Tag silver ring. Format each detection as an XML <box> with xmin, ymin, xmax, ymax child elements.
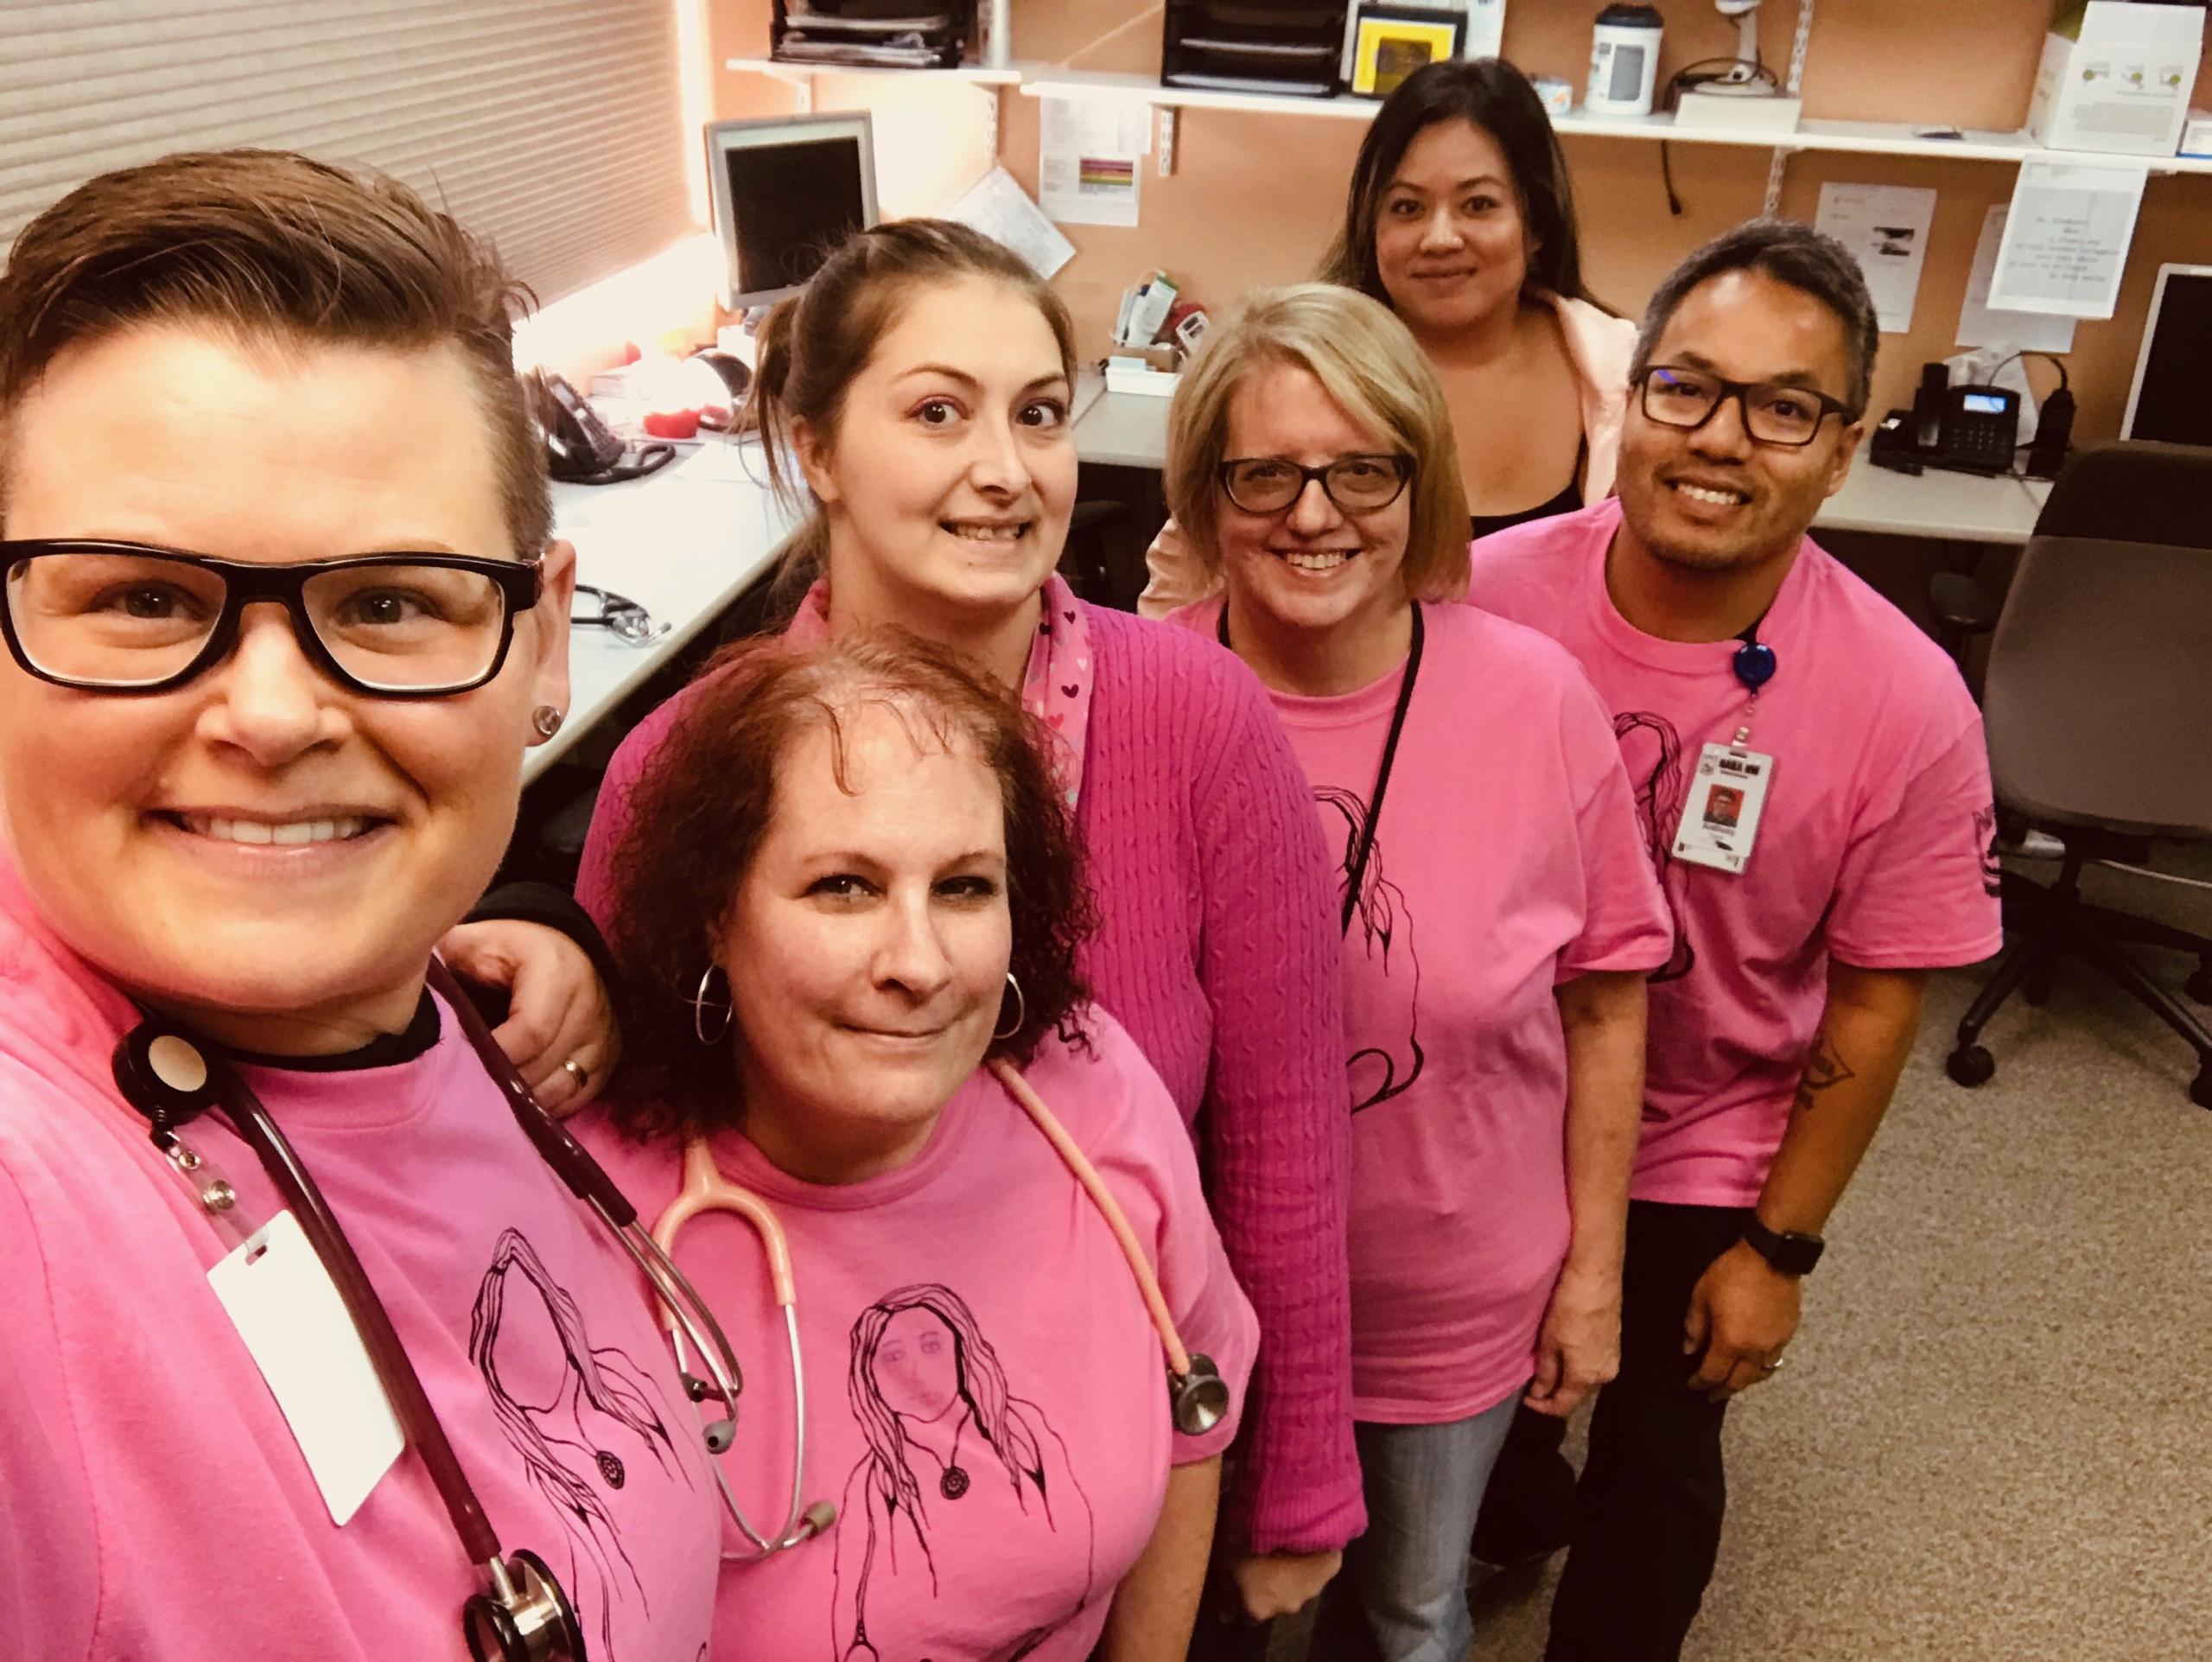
<box><xmin>561</xmin><ymin>1059</ymin><xmax>590</xmax><ymax>1092</ymax></box>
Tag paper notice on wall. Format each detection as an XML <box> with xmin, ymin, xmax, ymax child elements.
<box><xmin>1813</xmin><ymin>182</ymin><xmax>1938</xmax><ymax>333</ymax></box>
<box><xmin>1465</xmin><ymin>0</ymin><xmax>1508</xmax><ymax>60</ymax></box>
<box><xmin>1956</xmin><ymin>204</ymin><xmax>2076</xmax><ymax>353</ymax></box>
<box><xmin>943</xmin><ymin>165</ymin><xmax>1076</xmax><ymax>278</ymax></box>
<box><xmin>1988</xmin><ymin>156</ymin><xmax>2148</xmax><ymax>319</ymax></box>
<box><xmin>1039</xmin><ymin>95</ymin><xmax>1146</xmax><ymax>227</ymax></box>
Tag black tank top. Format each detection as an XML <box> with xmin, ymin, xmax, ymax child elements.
<box><xmin>1466</xmin><ymin>437</ymin><xmax>1587</xmax><ymax>544</ymax></box>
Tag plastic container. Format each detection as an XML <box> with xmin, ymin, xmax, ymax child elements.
<box><xmin>1586</xmin><ymin>4</ymin><xmax>1662</xmax><ymax>117</ymax></box>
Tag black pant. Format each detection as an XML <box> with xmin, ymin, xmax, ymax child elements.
<box><xmin>1544</xmin><ymin>1200</ymin><xmax>1751</xmax><ymax>1662</ymax></box>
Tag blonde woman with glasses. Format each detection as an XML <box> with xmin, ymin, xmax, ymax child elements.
<box><xmin>1156</xmin><ymin>284</ymin><xmax>1670</xmax><ymax>1662</ymax></box>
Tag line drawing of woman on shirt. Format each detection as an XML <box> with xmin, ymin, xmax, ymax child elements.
<box><xmin>1319</xmin><ymin>784</ymin><xmax>1425</xmax><ymax>1112</ymax></box>
<box><xmin>470</xmin><ymin>1226</ymin><xmax>693</xmax><ymax>1659</ymax></box>
<box><xmin>1612</xmin><ymin>710</ymin><xmax>1698</xmax><ymax>985</ymax></box>
<box><xmin>832</xmin><ymin>1283</ymin><xmax>1095</xmax><ymax>1661</ymax></box>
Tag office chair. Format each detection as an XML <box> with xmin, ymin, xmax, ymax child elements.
<box><xmin>1929</xmin><ymin>443</ymin><xmax>2212</xmax><ymax>1109</ymax></box>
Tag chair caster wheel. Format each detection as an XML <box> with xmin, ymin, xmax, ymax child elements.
<box><xmin>2191</xmin><ymin>1069</ymin><xmax>2212</xmax><ymax>1111</ymax></box>
<box><xmin>1946</xmin><ymin>1045</ymin><xmax>1996</xmax><ymax>1088</ymax></box>
<box><xmin>2187</xmin><ymin>966</ymin><xmax>2212</xmax><ymax>1005</ymax></box>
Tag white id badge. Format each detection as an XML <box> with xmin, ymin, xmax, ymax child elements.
<box><xmin>206</xmin><ymin>1210</ymin><xmax>404</xmax><ymax>1525</ymax></box>
<box><xmin>1672</xmin><ymin>743</ymin><xmax>1776</xmax><ymax>876</ymax></box>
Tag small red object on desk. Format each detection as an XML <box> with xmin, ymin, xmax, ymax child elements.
<box><xmin>642</xmin><ymin>408</ymin><xmax>700</xmax><ymax>440</ymax></box>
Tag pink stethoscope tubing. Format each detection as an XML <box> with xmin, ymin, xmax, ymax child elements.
<box><xmin>649</xmin><ymin>1055</ymin><xmax>1227</xmax><ymax>1563</ymax></box>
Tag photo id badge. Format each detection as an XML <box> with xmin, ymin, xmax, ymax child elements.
<box><xmin>207</xmin><ymin>1210</ymin><xmax>404</xmax><ymax>1525</ymax></box>
<box><xmin>1673</xmin><ymin>743</ymin><xmax>1776</xmax><ymax>875</ymax></box>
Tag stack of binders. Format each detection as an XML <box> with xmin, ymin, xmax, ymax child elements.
<box><xmin>771</xmin><ymin>0</ymin><xmax>973</xmax><ymax>70</ymax></box>
<box><xmin>1162</xmin><ymin>2</ymin><xmax>1351</xmax><ymax>98</ymax></box>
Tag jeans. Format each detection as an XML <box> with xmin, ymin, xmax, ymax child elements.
<box><xmin>1342</xmin><ymin>1390</ymin><xmax>1523</xmax><ymax>1662</ymax></box>
<box><xmin>1545</xmin><ymin>1200</ymin><xmax>1752</xmax><ymax>1662</ymax></box>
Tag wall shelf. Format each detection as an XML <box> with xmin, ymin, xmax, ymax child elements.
<box><xmin>726</xmin><ymin>57</ymin><xmax>1025</xmax><ymax>87</ymax></box>
<box><xmin>1016</xmin><ymin>68</ymin><xmax>2212</xmax><ymax>175</ymax></box>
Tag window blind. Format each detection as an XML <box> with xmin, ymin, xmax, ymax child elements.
<box><xmin>0</xmin><ymin>1</ymin><xmax>693</xmax><ymax>303</ymax></box>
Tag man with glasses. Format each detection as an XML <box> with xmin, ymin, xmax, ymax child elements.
<box><xmin>1459</xmin><ymin>220</ymin><xmax>2002</xmax><ymax>1659</ymax></box>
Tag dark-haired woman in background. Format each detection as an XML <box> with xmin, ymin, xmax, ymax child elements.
<box><xmin>1142</xmin><ymin>57</ymin><xmax>1631</xmax><ymax>614</ymax></box>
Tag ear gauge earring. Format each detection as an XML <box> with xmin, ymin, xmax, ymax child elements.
<box><xmin>531</xmin><ymin>705</ymin><xmax>565</xmax><ymax>740</ymax></box>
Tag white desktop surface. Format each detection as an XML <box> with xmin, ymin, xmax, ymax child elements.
<box><xmin>1073</xmin><ymin>372</ymin><xmax>1173</xmax><ymax>469</ymax></box>
<box><xmin>1071</xmin><ymin>379</ymin><xmax>2053</xmax><ymax>545</ymax></box>
<box><xmin>530</xmin><ymin>440</ymin><xmax>801</xmax><ymax>781</ymax></box>
<box><xmin>1818</xmin><ymin>443</ymin><xmax>2050</xmax><ymax>543</ymax></box>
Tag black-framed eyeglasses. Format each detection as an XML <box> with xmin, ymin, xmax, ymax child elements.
<box><xmin>1638</xmin><ymin>366</ymin><xmax>1859</xmax><ymax>448</ymax></box>
<box><xmin>572</xmin><ymin>583</ymin><xmax>671</xmax><ymax>647</ymax></box>
<box><xmin>1217</xmin><ymin>453</ymin><xmax>1414</xmax><ymax>516</ymax></box>
<box><xmin>0</xmin><ymin>539</ymin><xmax>544</xmax><ymax>697</ymax></box>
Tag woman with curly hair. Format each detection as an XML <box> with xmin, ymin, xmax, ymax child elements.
<box><xmin>576</xmin><ymin>631</ymin><xmax>1256</xmax><ymax>1660</ymax></box>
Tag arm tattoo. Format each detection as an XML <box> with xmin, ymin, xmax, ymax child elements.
<box><xmin>1793</xmin><ymin>1028</ymin><xmax>1857</xmax><ymax>1113</ymax></box>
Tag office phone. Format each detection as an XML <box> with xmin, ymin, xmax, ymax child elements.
<box><xmin>532</xmin><ymin>371</ymin><xmax>674</xmax><ymax>486</ymax></box>
<box><xmin>1871</xmin><ymin>362</ymin><xmax>2023</xmax><ymax>477</ymax></box>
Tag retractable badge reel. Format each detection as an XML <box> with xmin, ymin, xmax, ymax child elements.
<box><xmin>1673</xmin><ymin>630</ymin><xmax>1779</xmax><ymax>876</ymax></box>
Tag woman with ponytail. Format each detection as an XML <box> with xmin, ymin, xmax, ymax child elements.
<box><xmin>577</xmin><ymin>220</ymin><xmax>1365</xmax><ymax>1629</ymax></box>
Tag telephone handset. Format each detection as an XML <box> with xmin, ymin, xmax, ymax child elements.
<box><xmin>531</xmin><ymin>371</ymin><xmax>675</xmax><ymax>486</ymax></box>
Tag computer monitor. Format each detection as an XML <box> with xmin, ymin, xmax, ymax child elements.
<box><xmin>2121</xmin><ymin>264</ymin><xmax>2212</xmax><ymax>448</ymax></box>
<box><xmin>705</xmin><ymin>112</ymin><xmax>879</xmax><ymax>311</ymax></box>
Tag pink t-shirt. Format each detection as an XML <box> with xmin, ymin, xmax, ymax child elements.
<box><xmin>1464</xmin><ymin>500</ymin><xmax>2005</xmax><ymax>1207</ymax></box>
<box><xmin>578</xmin><ymin>1010</ymin><xmax>1257</xmax><ymax>1662</ymax></box>
<box><xmin>0</xmin><ymin>861</ymin><xmax>721</xmax><ymax>1662</ymax></box>
<box><xmin>1167</xmin><ymin>600</ymin><xmax>1670</xmax><ymax>1423</ymax></box>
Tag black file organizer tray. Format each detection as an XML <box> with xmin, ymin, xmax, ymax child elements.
<box><xmin>1163</xmin><ymin>2</ymin><xmax>1349</xmax><ymax>98</ymax></box>
<box><xmin>772</xmin><ymin>1</ymin><xmax>973</xmax><ymax>70</ymax></box>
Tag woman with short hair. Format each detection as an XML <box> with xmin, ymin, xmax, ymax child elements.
<box><xmin>1156</xmin><ymin>282</ymin><xmax>1671</xmax><ymax>1661</ymax></box>
<box><xmin>0</xmin><ymin>149</ymin><xmax>719</xmax><ymax>1659</ymax></box>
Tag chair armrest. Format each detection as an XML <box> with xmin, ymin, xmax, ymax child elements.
<box><xmin>1929</xmin><ymin>571</ymin><xmax>1999</xmax><ymax>637</ymax></box>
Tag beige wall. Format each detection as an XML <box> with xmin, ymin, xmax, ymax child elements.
<box><xmin>708</xmin><ymin>0</ymin><xmax>2212</xmax><ymax>439</ymax></box>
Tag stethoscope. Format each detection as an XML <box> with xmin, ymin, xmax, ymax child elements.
<box><xmin>649</xmin><ymin>1053</ymin><xmax>1235</xmax><ymax>1563</ymax></box>
<box><xmin>108</xmin><ymin>958</ymin><xmax>749</xmax><ymax>1662</ymax></box>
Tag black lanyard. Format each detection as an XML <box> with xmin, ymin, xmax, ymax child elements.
<box><xmin>1220</xmin><ymin>601</ymin><xmax>1426</xmax><ymax>934</ymax></box>
<box><xmin>107</xmin><ymin>959</ymin><xmax>746</xmax><ymax>1659</ymax></box>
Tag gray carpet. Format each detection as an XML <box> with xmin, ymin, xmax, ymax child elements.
<box><xmin>1465</xmin><ymin>857</ymin><xmax>2212</xmax><ymax>1662</ymax></box>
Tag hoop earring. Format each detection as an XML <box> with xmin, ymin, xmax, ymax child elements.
<box><xmin>993</xmin><ymin>971</ymin><xmax>1026</xmax><ymax>1043</ymax></box>
<box><xmin>690</xmin><ymin>963</ymin><xmax>733</xmax><ymax>1046</ymax></box>
<box><xmin>531</xmin><ymin>704</ymin><xmax>565</xmax><ymax>740</ymax></box>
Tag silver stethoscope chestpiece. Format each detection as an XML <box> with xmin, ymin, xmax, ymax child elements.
<box><xmin>1170</xmin><ymin>1354</ymin><xmax>1231</xmax><ymax>1438</ymax></box>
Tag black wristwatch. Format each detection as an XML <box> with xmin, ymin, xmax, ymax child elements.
<box><xmin>1741</xmin><ymin>1216</ymin><xmax>1825</xmax><ymax>1277</ymax></box>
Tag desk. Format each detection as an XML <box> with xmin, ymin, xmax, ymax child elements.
<box><xmin>1072</xmin><ymin>373</ymin><xmax>1174</xmax><ymax>469</ymax></box>
<box><xmin>1819</xmin><ymin>449</ymin><xmax>2049</xmax><ymax>544</ymax></box>
<box><xmin>530</xmin><ymin>441</ymin><xmax>801</xmax><ymax>781</ymax></box>
<box><xmin>1071</xmin><ymin>379</ymin><xmax>2055</xmax><ymax>545</ymax></box>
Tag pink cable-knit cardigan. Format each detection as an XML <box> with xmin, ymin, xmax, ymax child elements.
<box><xmin>573</xmin><ymin>601</ymin><xmax>1364</xmax><ymax>1555</ymax></box>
